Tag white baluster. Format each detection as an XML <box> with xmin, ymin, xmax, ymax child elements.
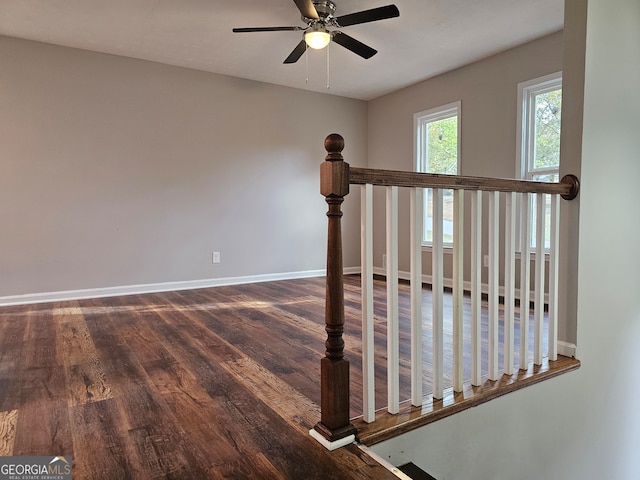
<box><xmin>361</xmin><ymin>184</ymin><xmax>375</xmax><ymax>422</ymax></box>
<box><xmin>519</xmin><ymin>193</ymin><xmax>531</xmax><ymax>370</ymax></box>
<box><xmin>386</xmin><ymin>186</ymin><xmax>399</xmax><ymax>413</ymax></box>
<box><xmin>410</xmin><ymin>187</ymin><xmax>423</xmax><ymax>406</ymax></box>
<box><xmin>453</xmin><ymin>189</ymin><xmax>464</xmax><ymax>392</ymax></box>
<box><xmin>548</xmin><ymin>194</ymin><xmax>560</xmax><ymax>361</ymax></box>
<box><xmin>534</xmin><ymin>193</ymin><xmax>546</xmax><ymax>366</ymax></box>
<box><xmin>471</xmin><ymin>191</ymin><xmax>482</xmax><ymax>386</ymax></box>
<box><xmin>504</xmin><ymin>192</ymin><xmax>516</xmax><ymax>375</ymax></box>
<box><xmin>488</xmin><ymin>191</ymin><xmax>500</xmax><ymax>381</ymax></box>
<box><xmin>432</xmin><ymin>188</ymin><xmax>444</xmax><ymax>400</ymax></box>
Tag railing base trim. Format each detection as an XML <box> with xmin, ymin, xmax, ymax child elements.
<box><xmin>309</xmin><ymin>429</ymin><xmax>355</xmax><ymax>451</ymax></box>
<box><xmin>353</xmin><ymin>355</ymin><xmax>580</xmax><ymax>446</ymax></box>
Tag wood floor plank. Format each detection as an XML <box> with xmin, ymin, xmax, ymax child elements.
<box><xmin>82</xmin><ymin>297</ymin><xmax>212</xmax><ymax>479</ymax></box>
<box><xmin>69</xmin><ymin>399</ymin><xmax>145</xmax><ymax>480</ymax></box>
<box><xmin>170</xmin><ymin>288</ymin><xmax>326</xmax><ymax>400</ymax></box>
<box><xmin>220</xmin><ymin>356</ymin><xmax>320</xmax><ymax>435</ymax></box>
<box><xmin>127</xmin><ymin>425</ymin><xmax>207</xmax><ymax>480</ymax></box>
<box><xmin>65</xmin><ymin>359</ymin><xmax>113</xmax><ymax>407</ymax></box>
<box><xmin>130</xmin><ymin>293</ymin><xmax>328</xmax><ymax>472</ymax></box>
<box><xmin>0</xmin><ymin>310</ymin><xmax>27</xmax><ymax>412</ymax></box>
<box><xmin>207</xmin><ymin>303</ymin><xmax>322</xmax><ymax>388</ymax></box>
<box><xmin>13</xmin><ymin>365</ymin><xmax>72</xmax><ymax>456</ymax></box>
<box><xmin>22</xmin><ymin>308</ymin><xmax>58</xmax><ymax>368</ymax></box>
<box><xmin>219</xmin><ymin>355</ymin><xmax>399</xmax><ymax>479</ymax></box>
<box><xmin>208</xmin><ymin>451</ymin><xmax>283</xmax><ymax>480</ymax></box>
<box><xmin>55</xmin><ymin>302</ymin><xmax>100</xmax><ymax>365</ymax></box>
<box><xmin>0</xmin><ymin>410</ymin><xmax>17</xmax><ymax>456</ymax></box>
<box><xmin>54</xmin><ymin>303</ymin><xmax>114</xmax><ymax>406</ymax></box>
<box><xmin>138</xmin><ymin>300</ymin><xmax>327</xmax><ymax>475</ymax></box>
<box><xmin>133</xmin><ymin>291</ymin><xmax>395</xmax><ymax>479</ymax></box>
<box><xmin>142</xmin><ymin>358</ymin><xmax>254</xmax><ymax>467</ymax></box>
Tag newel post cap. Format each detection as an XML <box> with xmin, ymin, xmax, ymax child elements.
<box><xmin>321</xmin><ymin>134</ymin><xmax>349</xmax><ymax>197</ymax></box>
<box><xmin>324</xmin><ymin>133</ymin><xmax>345</xmax><ymax>162</ymax></box>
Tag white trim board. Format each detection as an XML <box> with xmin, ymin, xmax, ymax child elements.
<box><xmin>0</xmin><ymin>267</ymin><xmax>361</xmax><ymax>306</ymax></box>
<box><xmin>309</xmin><ymin>429</ymin><xmax>355</xmax><ymax>452</ymax></box>
<box><xmin>0</xmin><ymin>265</ymin><xmax>547</xmax><ymax>307</ymax></box>
<box><xmin>557</xmin><ymin>341</ymin><xmax>577</xmax><ymax>358</ymax></box>
<box><xmin>372</xmin><ymin>266</ymin><xmax>550</xmax><ymax>304</ymax></box>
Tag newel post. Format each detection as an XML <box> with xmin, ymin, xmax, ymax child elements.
<box><xmin>311</xmin><ymin>133</ymin><xmax>357</xmax><ymax>450</ymax></box>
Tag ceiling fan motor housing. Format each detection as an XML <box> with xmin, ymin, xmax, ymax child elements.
<box><xmin>304</xmin><ymin>1</ymin><xmax>336</xmax><ymax>23</ymax></box>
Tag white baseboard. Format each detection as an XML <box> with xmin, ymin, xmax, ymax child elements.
<box><xmin>343</xmin><ymin>267</ymin><xmax>362</xmax><ymax>276</ymax></box>
<box><xmin>371</xmin><ymin>266</ymin><xmax>550</xmax><ymax>304</ymax></box>
<box><xmin>0</xmin><ymin>264</ymin><xmax>559</xmax><ymax>317</ymax></box>
<box><xmin>370</xmin><ymin>266</ymin><xmax>577</xmax><ymax>357</ymax></box>
<box><xmin>0</xmin><ymin>268</ymin><xmax>344</xmax><ymax>306</ymax></box>
<box><xmin>557</xmin><ymin>341</ymin><xmax>577</xmax><ymax>358</ymax></box>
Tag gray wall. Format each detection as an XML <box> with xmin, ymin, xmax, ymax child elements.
<box><xmin>0</xmin><ymin>36</ymin><xmax>367</xmax><ymax>298</ymax></box>
<box><xmin>372</xmin><ymin>0</ymin><xmax>640</xmax><ymax>478</ymax></box>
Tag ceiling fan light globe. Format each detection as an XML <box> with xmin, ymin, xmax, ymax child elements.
<box><xmin>305</xmin><ymin>31</ymin><xmax>331</xmax><ymax>49</ymax></box>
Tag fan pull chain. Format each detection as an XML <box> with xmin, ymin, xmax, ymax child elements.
<box><xmin>305</xmin><ymin>42</ymin><xmax>309</xmax><ymax>84</ymax></box>
<box><xmin>326</xmin><ymin>40</ymin><xmax>330</xmax><ymax>90</ymax></box>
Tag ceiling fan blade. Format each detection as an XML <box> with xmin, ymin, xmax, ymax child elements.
<box><xmin>284</xmin><ymin>40</ymin><xmax>307</xmax><ymax>64</ymax></box>
<box><xmin>332</xmin><ymin>31</ymin><xmax>377</xmax><ymax>59</ymax></box>
<box><xmin>335</xmin><ymin>4</ymin><xmax>399</xmax><ymax>27</ymax></box>
<box><xmin>293</xmin><ymin>0</ymin><xmax>319</xmax><ymax>19</ymax></box>
<box><xmin>233</xmin><ymin>26</ymin><xmax>302</xmax><ymax>33</ymax></box>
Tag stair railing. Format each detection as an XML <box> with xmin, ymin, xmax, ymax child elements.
<box><xmin>311</xmin><ymin>133</ymin><xmax>579</xmax><ymax>450</ymax></box>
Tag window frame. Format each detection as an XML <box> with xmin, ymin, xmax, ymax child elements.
<box><xmin>516</xmin><ymin>71</ymin><xmax>562</xmax><ymax>181</ymax></box>
<box><xmin>414</xmin><ymin>101</ymin><xmax>462</xmax><ymax>247</ymax></box>
<box><xmin>516</xmin><ymin>72</ymin><xmax>563</xmax><ymax>251</ymax></box>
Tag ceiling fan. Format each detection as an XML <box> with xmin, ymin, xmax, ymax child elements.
<box><xmin>232</xmin><ymin>0</ymin><xmax>400</xmax><ymax>64</ymax></box>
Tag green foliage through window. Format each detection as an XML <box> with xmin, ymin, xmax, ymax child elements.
<box><xmin>534</xmin><ymin>89</ymin><xmax>562</xmax><ymax>170</ymax></box>
<box><xmin>415</xmin><ymin>102</ymin><xmax>460</xmax><ymax>245</ymax></box>
<box><xmin>426</xmin><ymin>116</ymin><xmax>458</xmax><ymax>175</ymax></box>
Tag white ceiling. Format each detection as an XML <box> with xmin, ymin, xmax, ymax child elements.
<box><xmin>0</xmin><ymin>0</ymin><xmax>564</xmax><ymax>100</ymax></box>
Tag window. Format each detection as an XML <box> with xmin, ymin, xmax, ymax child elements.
<box><xmin>517</xmin><ymin>73</ymin><xmax>562</xmax><ymax>249</ymax></box>
<box><xmin>414</xmin><ymin>101</ymin><xmax>461</xmax><ymax>245</ymax></box>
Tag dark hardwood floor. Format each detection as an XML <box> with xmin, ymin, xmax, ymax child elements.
<box><xmin>0</xmin><ymin>277</ymin><xmax>400</xmax><ymax>479</ymax></box>
<box><xmin>0</xmin><ymin>275</ymin><xmax>579</xmax><ymax>478</ymax></box>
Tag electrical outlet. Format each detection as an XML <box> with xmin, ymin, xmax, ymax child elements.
<box><xmin>212</xmin><ymin>252</ymin><xmax>221</xmax><ymax>264</ymax></box>
<box><xmin>483</xmin><ymin>255</ymin><xmax>489</xmax><ymax>268</ymax></box>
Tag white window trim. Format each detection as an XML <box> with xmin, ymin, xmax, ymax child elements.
<box><xmin>414</xmin><ymin>101</ymin><xmax>461</xmax><ymax>247</ymax></box>
<box><xmin>516</xmin><ymin>72</ymin><xmax>562</xmax><ymax>253</ymax></box>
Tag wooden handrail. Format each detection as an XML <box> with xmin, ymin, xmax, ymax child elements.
<box><xmin>350</xmin><ymin>167</ymin><xmax>580</xmax><ymax>200</ymax></box>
